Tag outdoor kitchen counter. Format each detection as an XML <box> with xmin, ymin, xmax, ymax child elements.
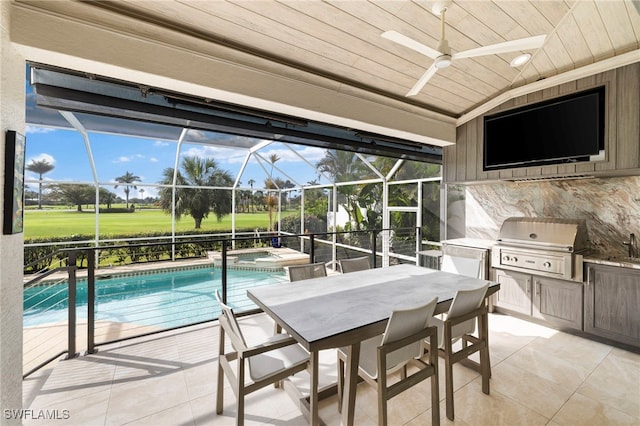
<box><xmin>584</xmin><ymin>255</ymin><xmax>640</xmax><ymax>270</ymax></box>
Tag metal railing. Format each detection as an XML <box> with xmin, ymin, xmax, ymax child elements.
<box><xmin>22</xmin><ymin>228</ymin><xmax>424</xmax><ymax>378</ymax></box>
<box><xmin>23</xmin><ymin>250</ymin><xmax>80</xmax><ymax>378</ymax></box>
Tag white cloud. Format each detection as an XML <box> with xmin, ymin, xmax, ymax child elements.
<box><xmin>182</xmin><ymin>145</ymin><xmax>247</xmax><ymax>164</ymax></box>
<box><xmin>154</xmin><ymin>140</ymin><xmax>170</xmax><ymax>147</ymax></box>
<box><xmin>256</xmin><ymin>146</ymin><xmax>326</xmax><ymax>164</ymax></box>
<box><xmin>149</xmin><ymin>157</ymin><xmax>159</xmax><ymax>163</ymax></box>
<box><xmin>25</xmin><ymin>126</ymin><xmax>57</xmax><ymax>134</ymax></box>
<box><xmin>113</xmin><ymin>154</ymin><xmax>149</xmax><ymax>163</ymax></box>
<box><xmin>26</xmin><ymin>153</ymin><xmax>56</xmax><ymax>165</ymax></box>
<box><xmin>112</xmin><ymin>154</ymin><xmax>147</xmax><ymax>163</ymax></box>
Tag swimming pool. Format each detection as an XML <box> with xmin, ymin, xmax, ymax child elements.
<box><xmin>23</xmin><ymin>266</ymin><xmax>288</xmax><ymax>329</ymax></box>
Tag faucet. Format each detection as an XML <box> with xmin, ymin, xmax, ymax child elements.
<box><xmin>623</xmin><ymin>233</ymin><xmax>637</xmax><ymax>258</ymax></box>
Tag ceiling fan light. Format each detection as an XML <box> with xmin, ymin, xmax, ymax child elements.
<box><xmin>435</xmin><ymin>54</ymin><xmax>452</xmax><ymax>69</ymax></box>
<box><xmin>510</xmin><ymin>53</ymin><xmax>532</xmax><ymax>67</ymax></box>
<box><xmin>431</xmin><ymin>0</ymin><xmax>452</xmax><ymax>16</ymax></box>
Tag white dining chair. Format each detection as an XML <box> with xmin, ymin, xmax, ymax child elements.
<box><xmin>337</xmin><ymin>297</ymin><xmax>440</xmax><ymax>426</ymax></box>
<box><xmin>440</xmin><ymin>254</ymin><xmax>483</xmax><ymax>279</ymax></box>
<box><xmin>425</xmin><ymin>283</ymin><xmax>490</xmax><ymax>421</ymax></box>
<box><xmin>339</xmin><ymin>256</ymin><xmax>371</xmax><ymax>273</ymax></box>
<box><xmin>215</xmin><ymin>290</ymin><xmax>309</xmax><ymax>426</ymax></box>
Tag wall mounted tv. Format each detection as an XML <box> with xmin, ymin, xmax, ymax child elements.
<box><xmin>483</xmin><ymin>86</ymin><xmax>605</xmax><ymax>171</ymax></box>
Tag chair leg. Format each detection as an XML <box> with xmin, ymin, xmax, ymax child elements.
<box><xmin>444</xmin><ymin>346</ymin><xmax>455</xmax><ymax>421</ymax></box>
<box><xmin>480</xmin><ymin>312</ymin><xmax>490</xmax><ymax>394</ymax></box>
<box><xmin>480</xmin><ymin>344</ymin><xmax>490</xmax><ymax>395</ymax></box>
<box><xmin>236</xmin><ymin>396</ymin><xmax>244</xmax><ymax>426</ymax></box>
<box><xmin>481</xmin><ymin>311</ymin><xmax>492</xmax><ymax>379</ymax></box>
<box><xmin>431</xmin><ymin>370</ymin><xmax>440</xmax><ymax>426</ymax></box>
<box><xmin>273</xmin><ymin>323</ymin><xmax>283</xmax><ymax>388</ymax></box>
<box><xmin>337</xmin><ymin>355</ymin><xmax>345</xmax><ymax>413</ymax></box>
<box><xmin>377</xmin><ymin>376</ymin><xmax>388</xmax><ymax>426</ymax></box>
<box><xmin>237</xmin><ymin>357</ymin><xmax>245</xmax><ymax>426</ymax></box>
<box><xmin>216</xmin><ymin>329</ymin><xmax>225</xmax><ymax>414</ymax></box>
<box><xmin>428</xmin><ymin>335</ymin><xmax>440</xmax><ymax>426</ymax></box>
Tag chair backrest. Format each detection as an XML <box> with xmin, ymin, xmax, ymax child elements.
<box><xmin>381</xmin><ymin>297</ymin><xmax>438</xmax><ymax>372</ymax></box>
<box><xmin>215</xmin><ymin>289</ymin><xmax>247</xmax><ymax>348</ymax></box>
<box><xmin>287</xmin><ymin>263</ymin><xmax>327</xmax><ymax>282</ymax></box>
<box><xmin>441</xmin><ymin>254</ymin><xmax>483</xmax><ymax>279</ymax></box>
<box><xmin>339</xmin><ymin>256</ymin><xmax>371</xmax><ymax>273</ymax></box>
<box><xmin>446</xmin><ymin>283</ymin><xmax>489</xmax><ymax>339</ymax></box>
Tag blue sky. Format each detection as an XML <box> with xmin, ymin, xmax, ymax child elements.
<box><xmin>24</xmin><ymin>125</ymin><xmax>329</xmax><ymax>200</ymax></box>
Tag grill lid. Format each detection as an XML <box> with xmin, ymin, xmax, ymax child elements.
<box><xmin>497</xmin><ymin>217</ymin><xmax>589</xmax><ymax>252</ymax></box>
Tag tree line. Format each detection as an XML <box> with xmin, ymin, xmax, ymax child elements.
<box><xmin>25</xmin><ymin>150</ymin><xmax>441</xmax><ymax>236</ymax></box>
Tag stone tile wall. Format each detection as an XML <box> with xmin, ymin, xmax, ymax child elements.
<box><xmin>463</xmin><ymin>176</ymin><xmax>640</xmax><ymax>257</ymax></box>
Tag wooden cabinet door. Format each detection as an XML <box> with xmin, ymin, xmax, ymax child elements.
<box><xmin>494</xmin><ymin>269</ymin><xmax>531</xmax><ymax>315</ymax></box>
<box><xmin>585</xmin><ymin>265</ymin><xmax>640</xmax><ymax>347</ymax></box>
<box><xmin>534</xmin><ymin>276</ymin><xmax>583</xmax><ymax>330</ymax></box>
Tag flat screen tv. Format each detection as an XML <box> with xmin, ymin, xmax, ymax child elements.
<box><xmin>483</xmin><ymin>86</ymin><xmax>605</xmax><ymax>171</ymax></box>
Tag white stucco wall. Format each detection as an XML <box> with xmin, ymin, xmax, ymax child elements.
<box><xmin>0</xmin><ymin>2</ymin><xmax>25</xmax><ymax>424</ymax></box>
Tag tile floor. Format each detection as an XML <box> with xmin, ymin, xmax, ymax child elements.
<box><xmin>23</xmin><ymin>313</ymin><xmax>640</xmax><ymax>426</ymax></box>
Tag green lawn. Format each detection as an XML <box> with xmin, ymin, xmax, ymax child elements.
<box><xmin>24</xmin><ymin>208</ymin><xmax>298</xmax><ymax>239</ymax></box>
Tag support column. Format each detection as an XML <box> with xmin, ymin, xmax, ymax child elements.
<box><xmin>0</xmin><ymin>2</ymin><xmax>26</xmax><ymax>424</ymax></box>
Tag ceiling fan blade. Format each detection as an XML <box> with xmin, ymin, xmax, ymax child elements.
<box><xmin>406</xmin><ymin>64</ymin><xmax>439</xmax><ymax>97</ymax></box>
<box><xmin>452</xmin><ymin>35</ymin><xmax>546</xmax><ymax>60</ymax></box>
<box><xmin>382</xmin><ymin>30</ymin><xmax>441</xmax><ymax>59</ymax></box>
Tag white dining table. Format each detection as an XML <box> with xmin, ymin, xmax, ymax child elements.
<box><xmin>247</xmin><ymin>263</ymin><xmax>500</xmax><ymax>426</ymax></box>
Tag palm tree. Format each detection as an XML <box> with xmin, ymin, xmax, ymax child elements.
<box><xmin>114</xmin><ymin>171</ymin><xmax>141</xmax><ymax>209</ymax></box>
<box><xmin>49</xmin><ymin>184</ymin><xmax>93</xmax><ymax>212</ymax></box>
<box><xmin>264</xmin><ymin>177</ymin><xmax>279</xmax><ymax>231</ymax></box>
<box><xmin>99</xmin><ymin>188</ymin><xmax>117</xmax><ymax>209</ymax></box>
<box><xmin>317</xmin><ymin>150</ymin><xmax>370</xmax><ymax>230</ymax></box>
<box><xmin>268</xmin><ymin>153</ymin><xmax>280</xmax><ymax>175</ymax></box>
<box><xmin>265</xmin><ymin>154</ymin><xmax>280</xmax><ymax>231</ymax></box>
<box><xmin>248</xmin><ymin>178</ymin><xmax>256</xmax><ymax>213</ymax></box>
<box><xmin>281</xmin><ymin>179</ymin><xmax>295</xmax><ymax>210</ymax></box>
<box><xmin>158</xmin><ymin>156</ymin><xmax>233</xmax><ymax>229</ymax></box>
<box><xmin>26</xmin><ymin>159</ymin><xmax>55</xmax><ymax>209</ymax></box>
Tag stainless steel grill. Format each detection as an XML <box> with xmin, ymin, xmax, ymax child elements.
<box><xmin>491</xmin><ymin>217</ymin><xmax>589</xmax><ymax>282</ymax></box>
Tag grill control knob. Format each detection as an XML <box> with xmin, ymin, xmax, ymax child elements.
<box><xmin>512</xmin><ymin>257</ymin><xmax>518</xmax><ymax>262</ymax></box>
<box><xmin>543</xmin><ymin>261</ymin><xmax>551</xmax><ymax>268</ymax></box>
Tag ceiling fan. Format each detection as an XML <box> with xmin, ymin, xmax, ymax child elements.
<box><xmin>382</xmin><ymin>0</ymin><xmax>546</xmax><ymax>97</ymax></box>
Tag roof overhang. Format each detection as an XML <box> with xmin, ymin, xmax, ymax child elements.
<box><xmin>29</xmin><ymin>65</ymin><xmax>443</xmax><ymax>163</ymax></box>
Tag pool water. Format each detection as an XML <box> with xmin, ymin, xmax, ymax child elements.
<box><xmin>24</xmin><ymin>267</ymin><xmax>288</xmax><ymax>328</ymax></box>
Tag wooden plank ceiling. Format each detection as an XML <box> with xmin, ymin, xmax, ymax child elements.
<box><xmin>29</xmin><ymin>0</ymin><xmax>640</xmax><ymax>119</ymax></box>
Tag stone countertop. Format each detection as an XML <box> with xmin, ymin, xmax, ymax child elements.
<box><xmin>441</xmin><ymin>238</ymin><xmax>496</xmax><ymax>250</ymax></box>
<box><xmin>583</xmin><ymin>254</ymin><xmax>640</xmax><ymax>270</ymax></box>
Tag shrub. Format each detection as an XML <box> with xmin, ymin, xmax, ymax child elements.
<box><xmin>23</xmin><ymin>228</ymin><xmax>259</xmax><ymax>273</ymax></box>
<box><xmin>280</xmin><ymin>214</ymin><xmax>326</xmax><ymax>235</ymax></box>
<box><xmin>99</xmin><ymin>208</ymin><xmax>135</xmax><ymax>213</ymax></box>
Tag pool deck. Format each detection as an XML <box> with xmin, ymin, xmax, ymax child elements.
<box><xmin>23</xmin><ymin>320</ymin><xmax>162</xmax><ymax>375</ymax></box>
<box><xmin>22</xmin><ymin>312</ymin><xmax>640</xmax><ymax>425</ymax></box>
